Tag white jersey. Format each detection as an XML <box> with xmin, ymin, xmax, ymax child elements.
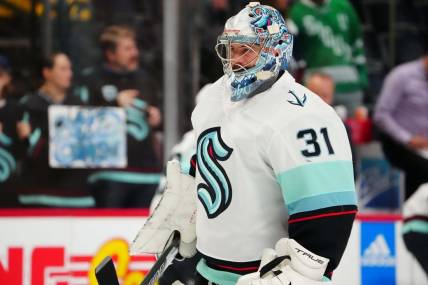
<box><xmin>191</xmin><ymin>71</ymin><xmax>355</xmax><ymax>263</ymax></box>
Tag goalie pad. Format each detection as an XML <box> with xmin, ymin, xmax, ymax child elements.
<box><xmin>236</xmin><ymin>238</ymin><xmax>331</xmax><ymax>285</ymax></box>
<box><xmin>130</xmin><ymin>160</ymin><xmax>197</xmax><ymax>258</ymax></box>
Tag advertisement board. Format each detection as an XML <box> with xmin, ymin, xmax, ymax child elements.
<box><xmin>360</xmin><ymin>222</ymin><xmax>396</xmax><ymax>284</ymax></box>
<box><xmin>1</xmin><ymin>210</ymin><xmax>427</xmax><ymax>285</ymax></box>
<box><xmin>0</xmin><ymin>210</ymin><xmax>151</xmax><ymax>285</ymax></box>
<box><xmin>334</xmin><ymin>215</ymin><xmax>428</xmax><ymax>285</ymax></box>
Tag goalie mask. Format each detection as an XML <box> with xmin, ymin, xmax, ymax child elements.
<box><xmin>216</xmin><ymin>2</ymin><xmax>293</xmax><ymax>101</ymax></box>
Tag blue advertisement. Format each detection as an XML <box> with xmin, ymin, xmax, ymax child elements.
<box><xmin>361</xmin><ymin>222</ymin><xmax>396</xmax><ymax>285</ymax></box>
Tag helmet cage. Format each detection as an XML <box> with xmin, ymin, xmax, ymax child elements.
<box><xmin>215</xmin><ymin>34</ymin><xmax>269</xmax><ymax>78</ymax></box>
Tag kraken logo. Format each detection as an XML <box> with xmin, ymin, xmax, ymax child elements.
<box><xmin>197</xmin><ymin>127</ymin><xmax>233</xmax><ymax>218</ymax></box>
<box><xmin>0</xmin><ymin>147</ymin><xmax>16</xmax><ymax>182</ymax></box>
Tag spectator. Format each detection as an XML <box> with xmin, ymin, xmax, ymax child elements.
<box><xmin>288</xmin><ymin>0</ymin><xmax>368</xmax><ymax>116</ymax></box>
<box><xmin>374</xmin><ymin>53</ymin><xmax>428</xmax><ymax>200</ymax></box>
<box><xmin>79</xmin><ymin>25</ymin><xmax>162</xmax><ymax>208</ymax></box>
<box><xmin>18</xmin><ymin>52</ymin><xmax>94</xmax><ymax>207</ymax></box>
<box><xmin>306</xmin><ymin>72</ymin><xmax>335</xmax><ymax>104</ymax></box>
<box><xmin>0</xmin><ymin>54</ymin><xmax>22</xmax><ymax>206</ymax></box>
<box><xmin>374</xmin><ymin>53</ymin><xmax>428</xmax><ymax>277</ymax></box>
<box><xmin>305</xmin><ymin>71</ymin><xmax>347</xmax><ymax>119</ymax></box>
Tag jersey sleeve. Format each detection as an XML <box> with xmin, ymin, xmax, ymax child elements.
<box><xmin>267</xmin><ymin>111</ymin><xmax>357</xmax><ymax>277</ymax></box>
<box><xmin>18</xmin><ymin>95</ymin><xmax>45</xmax><ymax>158</ymax></box>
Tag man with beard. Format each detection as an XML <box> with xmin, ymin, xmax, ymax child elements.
<box><xmin>79</xmin><ymin>25</ymin><xmax>162</xmax><ymax>208</ymax></box>
<box><xmin>132</xmin><ymin>3</ymin><xmax>356</xmax><ymax>285</ymax></box>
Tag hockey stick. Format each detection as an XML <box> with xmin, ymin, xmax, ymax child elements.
<box><xmin>95</xmin><ymin>256</ymin><xmax>120</xmax><ymax>285</ymax></box>
<box><xmin>140</xmin><ymin>231</ymin><xmax>180</xmax><ymax>285</ymax></box>
<box><xmin>95</xmin><ymin>232</ymin><xmax>180</xmax><ymax>285</ymax></box>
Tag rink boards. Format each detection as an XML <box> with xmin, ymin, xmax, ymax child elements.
<box><xmin>0</xmin><ymin>210</ymin><xmax>426</xmax><ymax>285</ymax></box>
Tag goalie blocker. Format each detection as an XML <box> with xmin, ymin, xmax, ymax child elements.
<box><xmin>130</xmin><ymin>160</ymin><xmax>197</xmax><ymax>258</ymax></box>
<box><xmin>95</xmin><ymin>160</ymin><xmax>196</xmax><ymax>285</ymax></box>
<box><xmin>236</xmin><ymin>238</ymin><xmax>332</xmax><ymax>285</ymax></box>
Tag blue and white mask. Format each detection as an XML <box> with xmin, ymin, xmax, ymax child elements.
<box><xmin>215</xmin><ymin>2</ymin><xmax>293</xmax><ymax>101</ymax></box>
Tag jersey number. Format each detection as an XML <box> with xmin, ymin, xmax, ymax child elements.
<box><xmin>297</xmin><ymin>128</ymin><xmax>334</xmax><ymax>157</ymax></box>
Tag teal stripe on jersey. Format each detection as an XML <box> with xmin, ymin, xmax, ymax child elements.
<box><xmin>88</xmin><ymin>171</ymin><xmax>161</xmax><ymax>185</ymax></box>
<box><xmin>288</xmin><ymin>191</ymin><xmax>357</xmax><ymax>215</ymax></box>
<box><xmin>19</xmin><ymin>195</ymin><xmax>95</xmax><ymax>207</ymax></box>
<box><xmin>28</xmin><ymin>127</ymin><xmax>41</xmax><ymax>154</ymax></box>
<box><xmin>277</xmin><ymin>160</ymin><xmax>355</xmax><ymax>209</ymax></box>
<box><xmin>197</xmin><ymin>259</ymin><xmax>241</xmax><ymax>285</ymax></box>
<box><xmin>0</xmin><ymin>147</ymin><xmax>16</xmax><ymax>170</ymax></box>
<box><xmin>133</xmin><ymin>98</ymin><xmax>147</xmax><ymax>109</ymax></box>
<box><xmin>0</xmin><ymin>133</ymin><xmax>12</xmax><ymax>146</ymax></box>
<box><xmin>403</xmin><ymin>220</ymin><xmax>428</xmax><ymax>235</ymax></box>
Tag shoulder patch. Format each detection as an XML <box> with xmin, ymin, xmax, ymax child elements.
<box><xmin>286</xmin><ymin>90</ymin><xmax>307</xmax><ymax>107</ymax></box>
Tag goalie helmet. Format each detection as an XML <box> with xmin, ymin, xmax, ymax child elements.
<box><xmin>216</xmin><ymin>2</ymin><xmax>293</xmax><ymax>101</ymax></box>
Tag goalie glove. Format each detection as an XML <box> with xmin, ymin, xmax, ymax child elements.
<box><xmin>130</xmin><ymin>160</ymin><xmax>197</xmax><ymax>258</ymax></box>
<box><xmin>236</xmin><ymin>238</ymin><xmax>332</xmax><ymax>285</ymax></box>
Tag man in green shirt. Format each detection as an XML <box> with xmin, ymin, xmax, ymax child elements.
<box><xmin>288</xmin><ymin>0</ymin><xmax>368</xmax><ymax>116</ymax></box>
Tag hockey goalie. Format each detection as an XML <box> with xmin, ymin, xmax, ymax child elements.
<box><xmin>130</xmin><ymin>2</ymin><xmax>357</xmax><ymax>285</ymax></box>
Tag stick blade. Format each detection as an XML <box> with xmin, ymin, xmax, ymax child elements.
<box><xmin>95</xmin><ymin>256</ymin><xmax>120</xmax><ymax>285</ymax></box>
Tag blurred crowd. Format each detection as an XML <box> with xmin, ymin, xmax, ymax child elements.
<box><xmin>0</xmin><ymin>0</ymin><xmax>427</xmax><ymax>209</ymax></box>
<box><xmin>0</xmin><ymin>25</ymin><xmax>163</xmax><ymax>208</ymax></box>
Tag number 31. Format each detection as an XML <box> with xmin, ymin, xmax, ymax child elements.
<box><xmin>297</xmin><ymin>128</ymin><xmax>335</xmax><ymax>157</ymax></box>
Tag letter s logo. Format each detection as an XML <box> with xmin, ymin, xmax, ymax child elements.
<box><xmin>197</xmin><ymin>127</ymin><xmax>233</xmax><ymax>218</ymax></box>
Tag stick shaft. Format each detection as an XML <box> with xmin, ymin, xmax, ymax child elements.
<box><xmin>140</xmin><ymin>234</ymin><xmax>180</xmax><ymax>285</ymax></box>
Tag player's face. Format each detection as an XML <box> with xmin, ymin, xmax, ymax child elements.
<box><xmin>111</xmin><ymin>37</ymin><xmax>140</xmax><ymax>71</ymax></box>
<box><xmin>45</xmin><ymin>54</ymin><xmax>73</xmax><ymax>90</ymax></box>
<box><xmin>229</xmin><ymin>43</ymin><xmax>262</xmax><ymax>72</ymax></box>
